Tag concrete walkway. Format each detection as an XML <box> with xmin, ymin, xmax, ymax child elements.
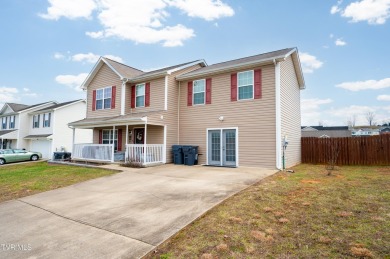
<box><xmin>0</xmin><ymin>164</ymin><xmax>276</xmax><ymax>259</ymax></box>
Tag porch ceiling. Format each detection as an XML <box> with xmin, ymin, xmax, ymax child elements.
<box><xmin>69</xmin><ymin>113</ymin><xmax>163</xmax><ymax>129</ymax></box>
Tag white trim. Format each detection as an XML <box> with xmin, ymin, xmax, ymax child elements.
<box><xmin>164</xmin><ymin>76</ymin><xmax>168</xmax><ymax>110</ymax></box>
<box><xmin>121</xmin><ymin>81</ymin><xmax>126</xmax><ymax>115</ymax></box>
<box><xmin>163</xmin><ymin>125</ymin><xmax>167</xmax><ymax>163</ymax></box>
<box><xmin>193</xmin><ymin>79</ymin><xmax>206</xmax><ymax>106</ymax></box>
<box><xmin>167</xmin><ymin>60</ymin><xmax>207</xmax><ymax>74</ymax></box>
<box><xmin>206</xmin><ymin>127</ymin><xmax>239</xmax><ymax>167</ymax></box>
<box><xmin>237</xmin><ymin>70</ymin><xmax>254</xmax><ymax>101</ymax></box>
<box><xmin>275</xmin><ymin>61</ymin><xmax>282</xmax><ymax>170</ymax></box>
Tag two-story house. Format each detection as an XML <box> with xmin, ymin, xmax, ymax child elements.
<box><xmin>25</xmin><ymin>100</ymin><xmax>92</xmax><ymax>158</ymax></box>
<box><xmin>69</xmin><ymin>47</ymin><xmax>305</xmax><ymax>169</ymax></box>
<box><xmin>0</xmin><ymin>101</ymin><xmax>56</xmax><ymax>150</ymax></box>
<box><xmin>0</xmin><ymin>100</ymin><xmax>91</xmax><ymax>159</ymax></box>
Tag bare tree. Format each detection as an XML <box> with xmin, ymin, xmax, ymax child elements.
<box><xmin>347</xmin><ymin>114</ymin><xmax>357</xmax><ymax>127</ymax></box>
<box><xmin>365</xmin><ymin>112</ymin><xmax>376</xmax><ymax>126</ymax></box>
<box><xmin>325</xmin><ymin>141</ymin><xmax>340</xmax><ymax>176</ymax></box>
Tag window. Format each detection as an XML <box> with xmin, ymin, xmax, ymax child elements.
<box><xmin>43</xmin><ymin>113</ymin><xmax>51</xmax><ymax>127</ymax></box>
<box><xmin>136</xmin><ymin>84</ymin><xmax>145</xmax><ymax>107</ymax></box>
<box><xmin>33</xmin><ymin>114</ymin><xmax>40</xmax><ymax>128</ymax></box>
<box><xmin>1</xmin><ymin>117</ymin><xmax>7</xmax><ymax>129</ymax></box>
<box><xmin>193</xmin><ymin>79</ymin><xmax>205</xmax><ymax>105</ymax></box>
<box><xmin>238</xmin><ymin>70</ymin><xmax>254</xmax><ymax>100</ymax></box>
<box><xmin>102</xmin><ymin>129</ymin><xmax>118</xmax><ymax>151</ymax></box>
<box><xmin>9</xmin><ymin>116</ymin><xmax>15</xmax><ymax>129</ymax></box>
<box><xmin>96</xmin><ymin>86</ymin><xmax>112</xmax><ymax>110</ymax></box>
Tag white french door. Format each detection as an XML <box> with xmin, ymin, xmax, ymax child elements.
<box><xmin>207</xmin><ymin>128</ymin><xmax>237</xmax><ymax>167</ymax></box>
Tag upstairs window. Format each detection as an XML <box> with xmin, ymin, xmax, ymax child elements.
<box><xmin>1</xmin><ymin>117</ymin><xmax>7</xmax><ymax>129</ymax></box>
<box><xmin>43</xmin><ymin>113</ymin><xmax>51</xmax><ymax>128</ymax></box>
<box><xmin>9</xmin><ymin>116</ymin><xmax>15</xmax><ymax>129</ymax></box>
<box><xmin>95</xmin><ymin>86</ymin><xmax>114</xmax><ymax>110</ymax></box>
<box><xmin>238</xmin><ymin>70</ymin><xmax>254</xmax><ymax>100</ymax></box>
<box><xmin>136</xmin><ymin>83</ymin><xmax>145</xmax><ymax>108</ymax></box>
<box><xmin>33</xmin><ymin>115</ymin><xmax>40</xmax><ymax>128</ymax></box>
<box><xmin>193</xmin><ymin>79</ymin><xmax>205</xmax><ymax>105</ymax></box>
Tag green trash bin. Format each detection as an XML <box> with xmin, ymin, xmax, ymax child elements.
<box><xmin>172</xmin><ymin>145</ymin><xmax>183</xmax><ymax>164</ymax></box>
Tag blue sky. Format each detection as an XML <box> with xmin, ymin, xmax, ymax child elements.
<box><xmin>1</xmin><ymin>0</ymin><xmax>389</xmax><ymax>126</ymax></box>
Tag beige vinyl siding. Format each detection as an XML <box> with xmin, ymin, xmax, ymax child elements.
<box><xmin>280</xmin><ymin>56</ymin><xmax>301</xmax><ymax>167</ymax></box>
<box><xmin>125</xmin><ymin>78</ymin><xmax>165</xmax><ymax>114</ymax></box>
<box><xmin>179</xmin><ymin>64</ymin><xmax>277</xmax><ymax>168</ymax></box>
<box><xmin>87</xmin><ymin>64</ymin><xmax>122</xmax><ymax>118</ymax></box>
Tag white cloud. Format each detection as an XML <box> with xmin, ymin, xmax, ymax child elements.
<box><xmin>336</xmin><ymin>0</ymin><xmax>390</xmax><ymax>25</ymax></box>
<box><xmin>301</xmin><ymin>98</ymin><xmax>333</xmax><ymax>125</ymax></box>
<box><xmin>299</xmin><ymin>52</ymin><xmax>324</xmax><ymax>73</ymax></box>
<box><xmin>23</xmin><ymin>88</ymin><xmax>30</xmax><ymax>92</ymax></box>
<box><xmin>166</xmin><ymin>0</ymin><xmax>234</xmax><ymax>21</ymax></box>
<box><xmin>378</xmin><ymin>94</ymin><xmax>390</xmax><ymax>101</ymax></box>
<box><xmin>41</xmin><ymin>0</ymin><xmax>234</xmax><ymax>47</ymax></box>
<box><xmin>0</xmin><ymin>87</ymin><xmax>19</xmax><ymax>103</ymax></box>
<box><xmin>71</xmin><ymin>52</ymin><xmax>124</xmax><ymax>63</ymax></box>
<box><xmin>55</xmin><ymin>73</ymin><xmax>89</xmax><ymax>91</ymax></box>
<box><xmin>39</xmin><ymin>0</ymin><xmax>97</xmax><ymax>20</ymax></box>
<box><xmin>336</xmin><ymin>77</ymin><xmax>390</xmax><ymax>91</ymax></box>
<box><xmin>335</xmin><ymin>38</ymin><xmax>347</xmax><ymax>46</ymax></box>
<box><xmin>331</xmin><ymin>5</ymin><xmax>341</xmax><ymax>14</ymax></box>
<box><xmin>54</xmin><ymin>52</ymin><xmax>65</xmax><ymax>59</ymax></box>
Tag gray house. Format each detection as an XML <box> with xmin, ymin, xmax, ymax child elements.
<box><xmin>301</xmin><ymin>126</ymin><xmax>351</xmax><ymax>138</ymax></box>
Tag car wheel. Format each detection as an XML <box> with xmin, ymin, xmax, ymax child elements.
<box><xmin>31</xmin><ymin>155</ymin><xmax>39</xmax><ymax>161</ymax></box>
<box><xmin>0</xmin><ymin>158</ymin><xmax>5</xmax><ymax>165</ymax></box>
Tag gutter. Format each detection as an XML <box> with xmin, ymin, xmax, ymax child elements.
<box><xmin>176</xmin><ymin>56</ymin><xmax>288</xmax><ymax>81</ymax></box>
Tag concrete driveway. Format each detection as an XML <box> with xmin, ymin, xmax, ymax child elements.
<box><xmin>0</xmin><ymin>164</ymin><xmax>276</xmax><ymax>259</ymax></box>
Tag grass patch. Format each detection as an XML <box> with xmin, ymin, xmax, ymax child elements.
<box><xmin>147</xmin><ymin>165</ymin><xmax>390</xmax><ymax>258</ymax></box>
<box><xmin>0</xmin><ymin>161</ymin><xmax>117</xmax><ymax>202</ymax></box>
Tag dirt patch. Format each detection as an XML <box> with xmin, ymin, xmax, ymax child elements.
<box><xmin>350</xmin><ymin>247</ymin><xmax>373</xmax><ymax>258</ymax></box>
<box><xmin>301</xmin><ymin>180</ymin><xmax>321</xmax><ymax>184</ymax></box>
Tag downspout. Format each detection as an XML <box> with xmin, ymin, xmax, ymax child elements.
<box><xmin>121</xmin><ymin>78</ymin><xmax>128</xmax><ymax>116</ymax></box>
<box><xmin>177</xmin><ymin>81</ymin><xmax>181</xmax><ymax>144</ymax></box>
<box><xmin>164</xmin><ymin>75</ymin><xmax>168</xmax><ymax>111</ymax></box>
<box><xmin>274</xmin><ymin>59</ymin><xmax>282</xmax><ymax>170</ymax></box>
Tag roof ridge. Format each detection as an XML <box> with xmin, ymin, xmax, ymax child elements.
<box><xmin>103</xmin><ymin>57</ymin><xmax>144</xmax><ymax>72</ymax></box>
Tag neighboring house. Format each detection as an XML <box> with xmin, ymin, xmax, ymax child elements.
<box><xmin>25</xmin><ymin>100</ymin><xmax>92</xmax><ymax>159</ymax></box>
<box><xmin>380</xmin><ymin>127</ymin><xmax>390</xmax><ymax>135</ymax></box>
<box><xmin>301</xmin><ymin>126</ymin><xmax>352</xmax><ymax>138</ymax></box>
<box><xmin>69</xmin><ymin>48</ymin><xmax>305</xmax><ymax>169</ymax></box>
<box><xmin>351</xmin><ymin>126</ymin><xmax>380</xmax><ymax>137</ymax></box>
<box><xmin>0</xmin><ymin>100</ymin><xmax>91</xmax><ymax>159</ymax></box>
<box><xmin>0</xmin><ymin>101</ymin><xmax>56</xmax><ymax>150</ymax></box>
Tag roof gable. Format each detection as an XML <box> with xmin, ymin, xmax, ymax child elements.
<box><xmin>33</xmin><ymin>99</ymin><xmax>85</xmax><ymax>113</ymax></box>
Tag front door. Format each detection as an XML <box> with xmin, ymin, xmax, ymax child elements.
<box><xmin>208</xmin><ymin>129</ymin><xmax>237</xmax><ymax>167</ymax></box>
<box><xmin>134</xmin><ymin>128</ymin><xmax>145</xmax><ymax>144</ymax></box>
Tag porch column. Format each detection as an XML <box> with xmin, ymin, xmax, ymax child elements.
<box><xmin>111</xmin><ymin>125</ymin><xmax>115</xmax><ymax>162</ymax></box>
<box><xmin>71</xmin><ymin>128</ymin><xmax>75</xmax><ymax>153</ymax></box>
<box><xmin>163</xmin><ymin>125</ymin><xmax>167</xmax><ymax>163</ymax></box>
<box><xmin>125</xmin><ymin>125</ymin><xmax>129</xmax><ymax>162</ymax></box>
<box><xmin>144</xmin><ymin>121</ymin><xmax>147</xmax><ymax>164</ymax></box>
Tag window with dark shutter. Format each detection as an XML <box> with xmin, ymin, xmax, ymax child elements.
<box><xmin>254</xmin><ymin>69</ymin><xmax>262</xmax><ymax>99</ymax></box>
<box><xmin>187</xmin><ymin>81</ymin><xmax>193</xmax><ymax>106</ymax></box>
<box><xmin>92</xmin><ymin>90</ymin><xmax>96</xmax><ymax>111</ymax></box>
<box><xmin>131</xmin><ymin>85</ymin><xmax>135</xmax><ymax>108</ymax></box>
<box><xmin>231</xmin><ymin>73</ymin><xmax>237</xmax><ymax>101</ymax></box>
<box><xmin>206</xmin><ymin>78</ymin><xmax>212</xmax><ymax>104</ymax></box>
<box><xmin>145</xmin><ymin>82</ymin><xmax>150</xmax><ymax>107</ymax></box>
<box><xmin>117</xmin><ymin>129</ymin><xmax>122</xmax><ymax>151</ymax></box>
<box><xmin>111</xmin><ymin>86</ymin><xmax>116</xmax><ymax>109</ymax></box>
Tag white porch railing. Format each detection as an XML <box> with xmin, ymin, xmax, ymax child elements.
<box><xmin>125</xmin><ymin>144</ymin><xmax>164</xmax><ymax>165</ymax></box>
<box><xmin>73</xmin><ymin>144</ymin><xmax>114</xmax><ymax>162</ymax></box>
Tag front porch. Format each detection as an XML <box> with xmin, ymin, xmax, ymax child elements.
<box><xmin>69</xmin><ymin>116</ymin><xmax>166</xmax><ymax>166</ymax></box>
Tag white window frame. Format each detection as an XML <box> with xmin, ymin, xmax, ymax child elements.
<box><xmin>136</xmin><ymin>83</ymin><xmax>145</xmax><ymax>108</ymax></box>
<box><xmin>237</xmin><ymin>70</ymin><xmax>254</xmax><ymax>100</ymax></box>
<box><xmin>193</xmin><ymin>79</ymin><xmax>205</xmax><ymax>106</ymax></box>
<box><xmin>95</xmin><ymin>86</ymin><xmax>112</xmax><ymax>110</ymax></box>
<box><xmin>1</xmin><ymin>117</ymin><xmax>7</xmax><ymax>130</ymax></box>
<box><xmin>33</xmin><ymin>115</ymin><xmax>40</xmax><ymax>128</ymax></box>
<box><xmin>43</xmin><ymin>113</ymin><xmax>51</xmax><ymax>128</ymax></box>
<box><xmin>102</xmin><ymin>129</ymin><xmax>118</xmax><ymax>151</ymax></box>
<box><xmin>9</xmin><ymin>116</ymin><xmax>15</xmax><ymax>129</ymax></box>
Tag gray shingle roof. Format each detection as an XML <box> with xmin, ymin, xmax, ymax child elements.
<box><xmin>104</xmin><ymin>58</ymin><xmax>144</xmax><ymax>78</ymax></box>
<box><xmin>7</xmin><ymin>103</ymin><xmax>30</xmax><ymax>112</ymax></box>
<box><xmin>0</xmin><ymin>130</ymin><xmax>17</xmax><ymax>136</ymax></box>
<box><xmin>177</xmin><ymin>48</ymin><xmax>295</xmax><ymax>79</ymax></box>
<box><xmin>35</xmin><ymin>100</ymin><xmax>83</xmax><ymax>112</ymax></box>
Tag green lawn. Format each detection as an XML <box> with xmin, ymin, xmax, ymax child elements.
<box><xmin>148</xmin><ymin>165</ymin><xmax>390</xmax><ymax>259</ymax></box>
<box><xmin>0</xmin><ymin>161</ymin><xmax>117</xmax><ymax>202</ymax></box>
